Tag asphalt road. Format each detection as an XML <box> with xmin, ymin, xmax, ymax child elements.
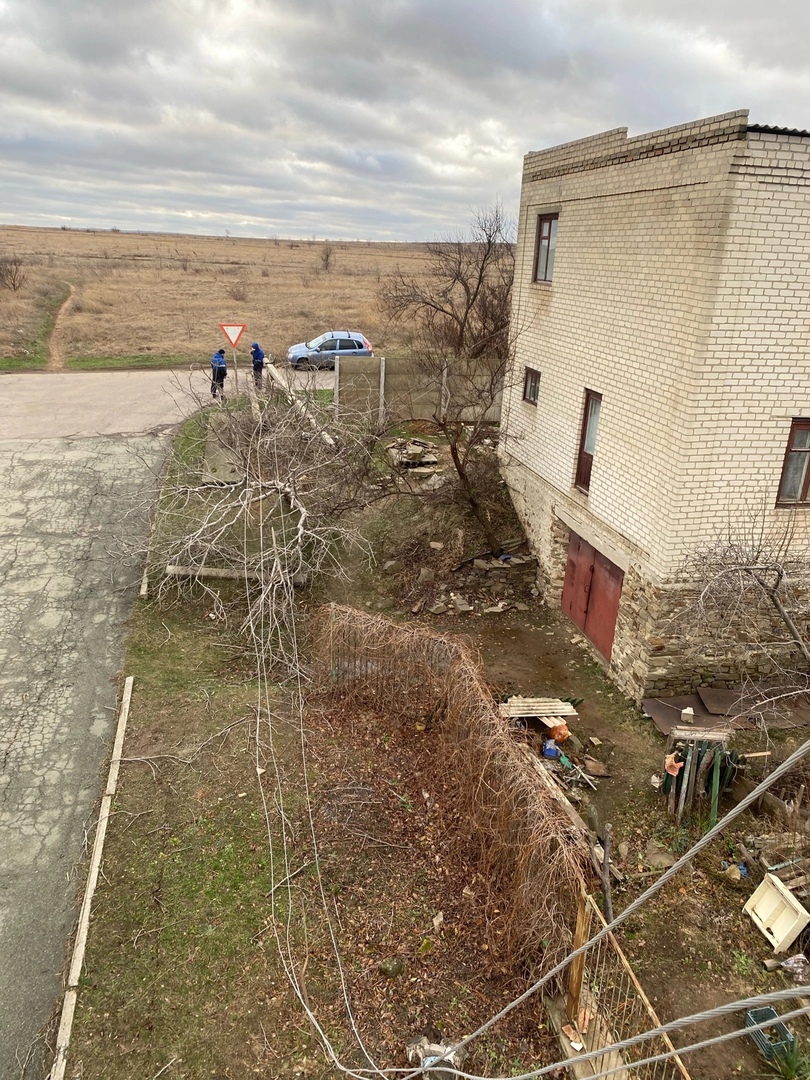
<box><xmin>0</xmin><ymin>371</ymin><xmax>188</xmax><ymax>1078</ymax></box>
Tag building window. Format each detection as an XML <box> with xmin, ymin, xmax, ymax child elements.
<box><xmin>522</xmin><ymin>367</ymin><xmax>541</xmax><ymax>405</ymax></box>
<box><xmin>778</xmin><ymin>420</ymin><xmax>810</xmax><ymax>505</ymax></box>
<box><xmin>575</xmin><ymin>390</ymin><xmax>602</xmax><ymax>493</ymax></box>
<box><xmin>533</xmin><ymin>213</ymin><xmax>558</xmax><ymax>282</ymax></box>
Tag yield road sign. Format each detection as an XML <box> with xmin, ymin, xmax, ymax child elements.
<box><xmin>220</xmin><ymin>323</ymin><xmax>246</xmax><ymax>347</ymax></box>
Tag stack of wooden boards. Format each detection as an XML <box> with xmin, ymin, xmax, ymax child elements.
<box><xmin>748</xmin><ymin>833</ymin><xmax>810</xmax><ymax>900</ymax></box>
<box><xmin>662</xmin><ymin>725</ymin><xmax>737</xmax><ymax>827</ymax></box>
<box><xmin>498</xmin><ymin>696</ymin><xmax>579</xmax><ymax>729</ymax></box>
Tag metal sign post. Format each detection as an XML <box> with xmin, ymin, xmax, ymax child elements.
<box><xmin>219</xmin><ymin>323</ymin><xmax>246</xmax><ymax>393</ymax></box>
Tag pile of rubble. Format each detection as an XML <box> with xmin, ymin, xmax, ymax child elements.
<box><xmin>386</xmin><ymin>438</ymin><xmax>441</xmax><ymax>477</ymax></box>
<box><xmin>406</xmin><ymin>551</ymin><xmax>539</xmax><ymax>616</ymax></box>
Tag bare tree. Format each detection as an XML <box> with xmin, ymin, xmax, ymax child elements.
<box><xmin>146</xmin><ymin>376</ymin><xmax>388</xmax><ymax>675</ymax></box>
<box><xmin>379</xmin><ymin>203</ymin><xmax>517</xmax><ymax>555</ymax></box>
<box><xmin>380</xmin><ymin>201</ymin><xmax>514</xmax><ymax>361</ymax></box>
<box><xmin>0</xmin><ymin>256</ymin><xmax>27</xmax><ymax>292</ymax></box>
<box><xmin>319</xmin><ymin>243</ymin><xmax>334</xmax><ymax>273</ymax></box>
<box><xmin>676</xmin><ymin>503</ymin><xmax>810</xmax><ymax>714</ymax></box>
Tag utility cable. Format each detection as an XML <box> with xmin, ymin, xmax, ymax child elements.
<box><xmin>400</xmin><ymin>731</ymin><xmax>810</xmax><ymax>1078</ymax></box>
<box><xmin>230</xmin><ymin>396</ymin><xmax>810</xmax><ymax>1080</ymax></box>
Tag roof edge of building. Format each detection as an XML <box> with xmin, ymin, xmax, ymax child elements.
<box><xmin>523</xmin><ymin>109</ymin><xmax>751</xmax><ymax>184</ymax></box>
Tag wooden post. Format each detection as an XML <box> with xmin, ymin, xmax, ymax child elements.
<box><xmin>601</xmin><ymin>824</ymin><xmax>614</xmax><ymax>924</ymax></box>
<box><xmin>566</xmin><ymin>892</ymin><xmax>591</xmax><ymax>1023</ymax></box>
<box><xmin>676</xmin><ymin>743</ymin><xmax>694</xmax><ymax>825</ymax></box>
<box><xmin>709</xmin><ymin>746</ymin><xmax>722</xmax><ymax>828</ymax></box>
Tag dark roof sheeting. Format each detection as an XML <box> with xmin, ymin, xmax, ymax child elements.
<box><xmin>748</xmin><ymin>123</ymin><xmax>810</xmax><ymax>138</ymax></box>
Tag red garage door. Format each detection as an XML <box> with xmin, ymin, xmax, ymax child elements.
<box><xmin>561</xmin><ymin>532</ymin><xmax>624</xmax><ymax>660</ymax></box>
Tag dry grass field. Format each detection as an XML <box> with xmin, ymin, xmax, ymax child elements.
<box><xmin>0</xmin><ymin>225</ymin><xmax>430</xmax><ymax>370</ymax></box>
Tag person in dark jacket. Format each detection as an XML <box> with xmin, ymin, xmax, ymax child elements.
<box><xmin>211</xmin><ymin>348</ymin><xmax>227</xmax><ymax>398</ymax></box>
<box><xmin>250</xmin><ymin>342</ymin><xmax>265</xmax><ymax>389</ymax></box>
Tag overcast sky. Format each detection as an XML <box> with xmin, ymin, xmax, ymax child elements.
<box><xmin>0</xmin><ymin>0</ymin><xmax>808</xmax><ymax>240</ymax></box>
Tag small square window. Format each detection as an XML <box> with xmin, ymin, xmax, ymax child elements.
<box><xmin>778</xmin><ymin>420</ymin><xmax>810</xmax><ymax>505</ymax></box>
<box><xmin>533</xmin><ymin>214</ymin><xmax>559</xmax><ymax>283</ymax></box>
<box><xmin>522</xmin><ymin>367</ymin><xmax>541</xmax><ymax>405</ymax></box>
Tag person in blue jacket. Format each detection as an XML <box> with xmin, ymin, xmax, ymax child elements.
<box><xmin>250</xmin><ymin>342</ymin><xmax>265</xmax><ymax>389</ymax></box>
<box><xmin>210</xmin><ymin>348</ymin><xmax>227</xmax><ymax>398</ymax></box>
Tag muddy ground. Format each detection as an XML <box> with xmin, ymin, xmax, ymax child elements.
<box><xmin>331</xmin><ymin>527</ymin><xmax>810</xmax><ymax>1080</ymax></box>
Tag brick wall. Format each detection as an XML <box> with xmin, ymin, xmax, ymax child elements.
<box><xmin>501</xmin><ymin>111</ymin><xmax>810</xmax><ymax>696</ymax></box>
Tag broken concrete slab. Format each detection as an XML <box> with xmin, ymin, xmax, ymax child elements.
<box><xmin>428</xmin><ymin>602</ymin><xmax>448</xmax><ymax>615</ymax></box>
<box><xmin>417</xmin><ymin>567</ymin><xmax>435</xmax><ymax>584</ymax></box>
<box><xmin>387</xmin><ymin>439</ymin><xmax>440</xmax><ymax>469</ymax></box>
<box><xmin>451</xmin><ymin>595</ymin><xmax>473</xmax><ymax>613</ymax></box>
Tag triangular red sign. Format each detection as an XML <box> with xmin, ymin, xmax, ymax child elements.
<box><xmin>219</xmin><ymin>323</ymin><xmax>246</xmax><ymax>347</ymax></box>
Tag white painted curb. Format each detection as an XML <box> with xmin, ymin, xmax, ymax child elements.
<box><xmin>48</xmin><ymin>675</ymin><xmax>134</xmax><ymax>1080</ymax></box>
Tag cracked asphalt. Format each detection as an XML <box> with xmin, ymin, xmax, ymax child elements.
<box><xmin>0</xmin><ymin>371</ymin><xmax>188</xmax><ymax>1078</ymax></box>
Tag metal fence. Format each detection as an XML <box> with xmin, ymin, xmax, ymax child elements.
<box><xmin>564</xmin><ymin>895</ymin><xmax>692</xmax><ymax>1079</ymax></box>
<box><xmin>333</xmin><ymin>354</ymin><xmax>503</xmax><ymax>424</ymax></box>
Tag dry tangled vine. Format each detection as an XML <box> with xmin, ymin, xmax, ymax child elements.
<box><xmin>311</xmin><ymin>604</ymin><xmax>591</xmax><ymax>977</ymax></box>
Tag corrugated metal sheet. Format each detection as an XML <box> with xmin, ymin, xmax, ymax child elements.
<box><xmin>748</xmin><ymin>124</ymin><xmax>810</xmax><ymax>138</ymax></box>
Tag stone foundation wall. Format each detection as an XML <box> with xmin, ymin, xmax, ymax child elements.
<box><xmin>503</xmin><ymin>459</ymin><xmax>810</xmax><ymax>702</ymax></box>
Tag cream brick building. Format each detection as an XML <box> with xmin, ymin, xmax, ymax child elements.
<box><xmin>501</xmin><ymin>109</ymin><xmax>810</xmax><ymax>700</ymax></box>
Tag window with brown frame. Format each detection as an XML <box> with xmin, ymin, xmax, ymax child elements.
<box><xmin>575</xmin><ymin>389</ymin><xmax>602</xmax><ymax>493</ymax></box>
<box><xmin>533</xmin><ymin>213</ymin><xmax>558</xmax><ymax>282</ymax></box>
<box><xmin>522</xmin><ymin>367</ymin><xmax>541</xmax><ymax>405</ymax></box>
<box><xmin>778</xmin><ymin>419</ymin><xmax>810</xmax><ymax>505</ymax></box>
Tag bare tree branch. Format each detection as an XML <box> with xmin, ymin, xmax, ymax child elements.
<box><xmin>379</xmin><ymin>203</ymin><xmax>519</xmax><ymax>554</ymax></box>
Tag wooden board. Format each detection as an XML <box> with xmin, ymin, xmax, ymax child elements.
<box><xmin>499</xmin><ymin>697</ymin><xmax>580</xmax><ymax>729</ymax></box>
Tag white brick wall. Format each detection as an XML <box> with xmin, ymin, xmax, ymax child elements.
<box><xmin>503</xmin><ymin>112</ymin><xmax>810</xmax><ymax>586</ymax></box>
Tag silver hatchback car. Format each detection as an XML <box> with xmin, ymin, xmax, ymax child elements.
<box><xmin>286</xmin><ymin>331</ymin><xmax>373</xmax><ymax>370</ymax></box>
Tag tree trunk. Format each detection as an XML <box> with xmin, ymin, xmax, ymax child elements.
<box><xmin>447</xmin><ymin>437</ymin><xmax>503</xmax><ymax>556</ymax></box>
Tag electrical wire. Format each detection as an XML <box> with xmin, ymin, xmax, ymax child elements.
<box><xmin>578</xmin><ymin>1003</ymin><xmax>810</xmax><ymax>1080</ymax></box>
<box><xmin>421</xmin><ymin>986</ymin><xmax>810</xmax><ymax>1080</ymax></box>
<box><xmin>226</xmin><ymin>391</ymin><xmax>810</xmax><ymax>1080</ymax></box>
<box><xmin>403</xmin><ymin>730</ymin><xmax>810</xmax><ymax>1078</ymax></box>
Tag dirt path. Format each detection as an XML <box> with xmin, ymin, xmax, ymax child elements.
<box><xmin>47</xmin><ymin>282</ymin><xmax>75</xmax><ymax>370</ymax></box>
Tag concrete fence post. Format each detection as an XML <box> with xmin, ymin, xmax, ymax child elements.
<box><xmin>378</xmin><ymin>356</ymin><xmax>386</xmax><ymax>429</ymax></box>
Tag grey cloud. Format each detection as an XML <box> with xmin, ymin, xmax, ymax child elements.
<box><xmin>0</xmin><ymin>0</ymin><xmax>808</xmax><ymax>240</ymax></box>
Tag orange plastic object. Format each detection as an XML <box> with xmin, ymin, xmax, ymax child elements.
<box><xmin>549</xmin><ymin>723</ymin><xmax>570</xmax><ymax>743</ymax></box>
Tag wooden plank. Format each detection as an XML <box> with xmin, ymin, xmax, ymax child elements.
<box><xmin>670</xmin><ymin>725</ymin><xmax>729</xmax><ymax>742</ymax></box>
<box><xmin>499</xmin><ymin>698</ymin><xmax>578</xmax><ymax>716</ymax></box>
<box><xmin>566</xmin><ymin>893</ymin><xmax>590</xmax><ymax>1023</ymax></box>
<box><xmin>514</xmin><ymin>744</ymin><xmax>590</xmax><ymax>838</ymax></box>
<box><xmin>676</xmin><ymin>743</ymin><xmax>694</xmax><ymax>825</ymax></box>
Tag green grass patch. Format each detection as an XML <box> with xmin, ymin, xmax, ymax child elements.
<box><xmin>0</xmin><ymin>279</ymin><xmax>72</xmax><ymax>370</ymax></box>
<box><xmin>66</xmin><ymin>354</ymin><xmax>191</xmax><ymax>371</ymax></box>
<box><xmin>296</xmin><ymin>387</ymin><xmax>334</xmax><ymax>406</ymax></box>
<box><xmin>69</xmin><ymin>600</ymin><xmax>303</xmax><ymax>1078</ymax></box>
<box><xmin>0</xmin><ymin>354</ymin><xmax>48</xmax><ymax>371</ymax></box>
<box><xmin>170</xmin><ymin>412</ymin><xmax>209</xmax><ymax>475</ymax></box>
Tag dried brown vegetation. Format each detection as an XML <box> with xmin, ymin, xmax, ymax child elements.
<box><xmin>311</xmin><ymin>604</ymin><xmax>592</xmax><ymax>977</ymax></box>
<box><xmin>0</xmin><ymin>225</ymin><xmax>432</xmax><ymax>366</ymax></box>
